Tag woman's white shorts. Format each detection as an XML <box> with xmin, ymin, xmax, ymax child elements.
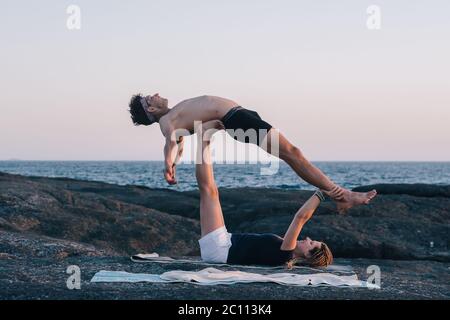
<box><xmin>198</xmin><ymin>226</ymin><xmax>232</xmax><ymax>263</ymax></box>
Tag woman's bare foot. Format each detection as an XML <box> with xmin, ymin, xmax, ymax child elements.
<box><xmin>333</xmin><ymin>189</ymin><xmax>377</xmax><ymax>214</ymax></box>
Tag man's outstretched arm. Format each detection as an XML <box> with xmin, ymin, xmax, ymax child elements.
<box><xmin>162</xmin><ymin>126</ymin><xmax>187</xmax><ymax>184</ymax></box>
<box><xmin>163</xmin><ymin>135</ymin><xmax>178</xmax><ymax>184</ymax></box>
<box><xmin>173</xmin><ymin>136</ymin><xmax>184</xmax><ymax>165</ymax></box>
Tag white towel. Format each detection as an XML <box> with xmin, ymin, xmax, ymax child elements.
<box><xmin>91</xmin><ymin>267</ymin><xmax>379</xmax><ymax>288</ymax></box>
<box><xmin>91</xmin><ymin>270</ymin><xmax>169</xmax><ymax>283</ymax></box>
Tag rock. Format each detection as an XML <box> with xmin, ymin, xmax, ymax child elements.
<box><xmin>0</xmin><ymin>172</ymin><xmax>200</xmax><ymax>258</ymax></box>
<box><xmin>0</xmin><ymin>256</ymin><xmax>448</xmax><ymax>299</ymax></box>
<box><xmin>0</xmin><ymin>171</ymin><xmax>449</xmax><ymax>299</ymax></box>
<box><xmin>353</xmin><ymin>184</ymin><xmax>450</xmax><ymax>198</ymax></box>
<box><xmin>0</xmin><ymin>172</ymin><xmax>448</xmax><ymax>262</ymax></box>
<box><xmin>216</xmin><ymin>188</ymin><xmax>450</xmax><ymax>262</ymax></box>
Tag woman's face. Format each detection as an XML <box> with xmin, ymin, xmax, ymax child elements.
<box><xmin>297</xmin><ymin>237</ymin><xmax>322</xmax><ymax>258</ymax></box>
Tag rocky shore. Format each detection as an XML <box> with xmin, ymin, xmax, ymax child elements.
<box><xmin>0</xmin><ymin>172</ymin><xmax>449</xmax><ymax>299</ymax></box>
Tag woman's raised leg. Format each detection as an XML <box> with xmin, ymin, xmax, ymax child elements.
<box><xmin>196</xmin><ymin>121</ymin><xmax>227</xmax><ymax>236</ymax></box>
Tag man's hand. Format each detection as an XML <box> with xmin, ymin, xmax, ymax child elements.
<box><xmin>164</xmin><ymin>163</ymin><xmax>177</xmax><ymax>185</ymax></box>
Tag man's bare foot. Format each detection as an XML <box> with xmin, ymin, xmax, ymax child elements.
<box><xmin>201</xmin><ymin>120</ymin><xmax>225</xmax><ymax>140</ymax></box>
<box><xmin>334</xmin><ymin>189</ymin><xmax>377</xmax><ymax>214</ymax></box>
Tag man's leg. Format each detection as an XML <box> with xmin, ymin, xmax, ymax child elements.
<box><xmin>262</xmin><ymin>128</ymin><xmax>377</xmax><ymax>213</ymax></box>
<box><xmin>264</xmin><ymin>129</ymin><xmax>336</xmax><ymax>191</ymax></box>
<box><xmin>196</xmin><ymin>122</ymin><xmax>226</xmax><ymax>237</ymax></box>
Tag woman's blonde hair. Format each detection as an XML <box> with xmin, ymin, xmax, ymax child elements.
<box><xmin>286</xmin><ymin>242</ymin><xmax>333</xmax><ymax>269</ymax></box>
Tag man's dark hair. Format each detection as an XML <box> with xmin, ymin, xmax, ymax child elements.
<box><xmin>129</xmin><ymin>94</ymin><xmax>152</xmax><ymax>126</ymax></box>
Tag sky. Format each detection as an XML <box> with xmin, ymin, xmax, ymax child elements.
<box><xmin>0</xmin><ymin>0</ymin><xmax>449</xmax><ymax>161</ymax></box>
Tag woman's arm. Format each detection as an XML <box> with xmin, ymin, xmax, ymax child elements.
<box><xmin>280</xmin><ymin>191</ymin><xmax>323</xmax><ymax>251</ymax></box>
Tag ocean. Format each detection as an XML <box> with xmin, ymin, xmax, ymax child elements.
<box><xmin>0</xmin><ymin>161</ymin><xmax>449</xmax><ymax>191</ymax></box>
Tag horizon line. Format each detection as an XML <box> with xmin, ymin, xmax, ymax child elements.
<box><xmin>1</xmin><ymin>159</ymin><xmax>449</xmax><ymax>163</ymax></box>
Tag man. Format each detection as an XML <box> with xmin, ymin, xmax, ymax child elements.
<box><xmin>128</xmin><ymin>93</ymin><xmax>377</xmax><ymax>213</ymax></box>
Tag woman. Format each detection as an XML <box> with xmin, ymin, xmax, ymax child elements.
<box><xmin>196</xmin><ymin>123</ymin><xmax>333</xmax><ymax>268</ymax></box>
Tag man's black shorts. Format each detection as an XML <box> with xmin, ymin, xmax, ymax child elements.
<box><xmin>221</xmin><ymin>106</ymin><xmax>273</xmax><ymax>146</ymax></box>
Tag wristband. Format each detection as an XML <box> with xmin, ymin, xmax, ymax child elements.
<box><xmin>314</xmin><ymin>189</ymin><xmax>325</xmax><ymax>202</ymax></box>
